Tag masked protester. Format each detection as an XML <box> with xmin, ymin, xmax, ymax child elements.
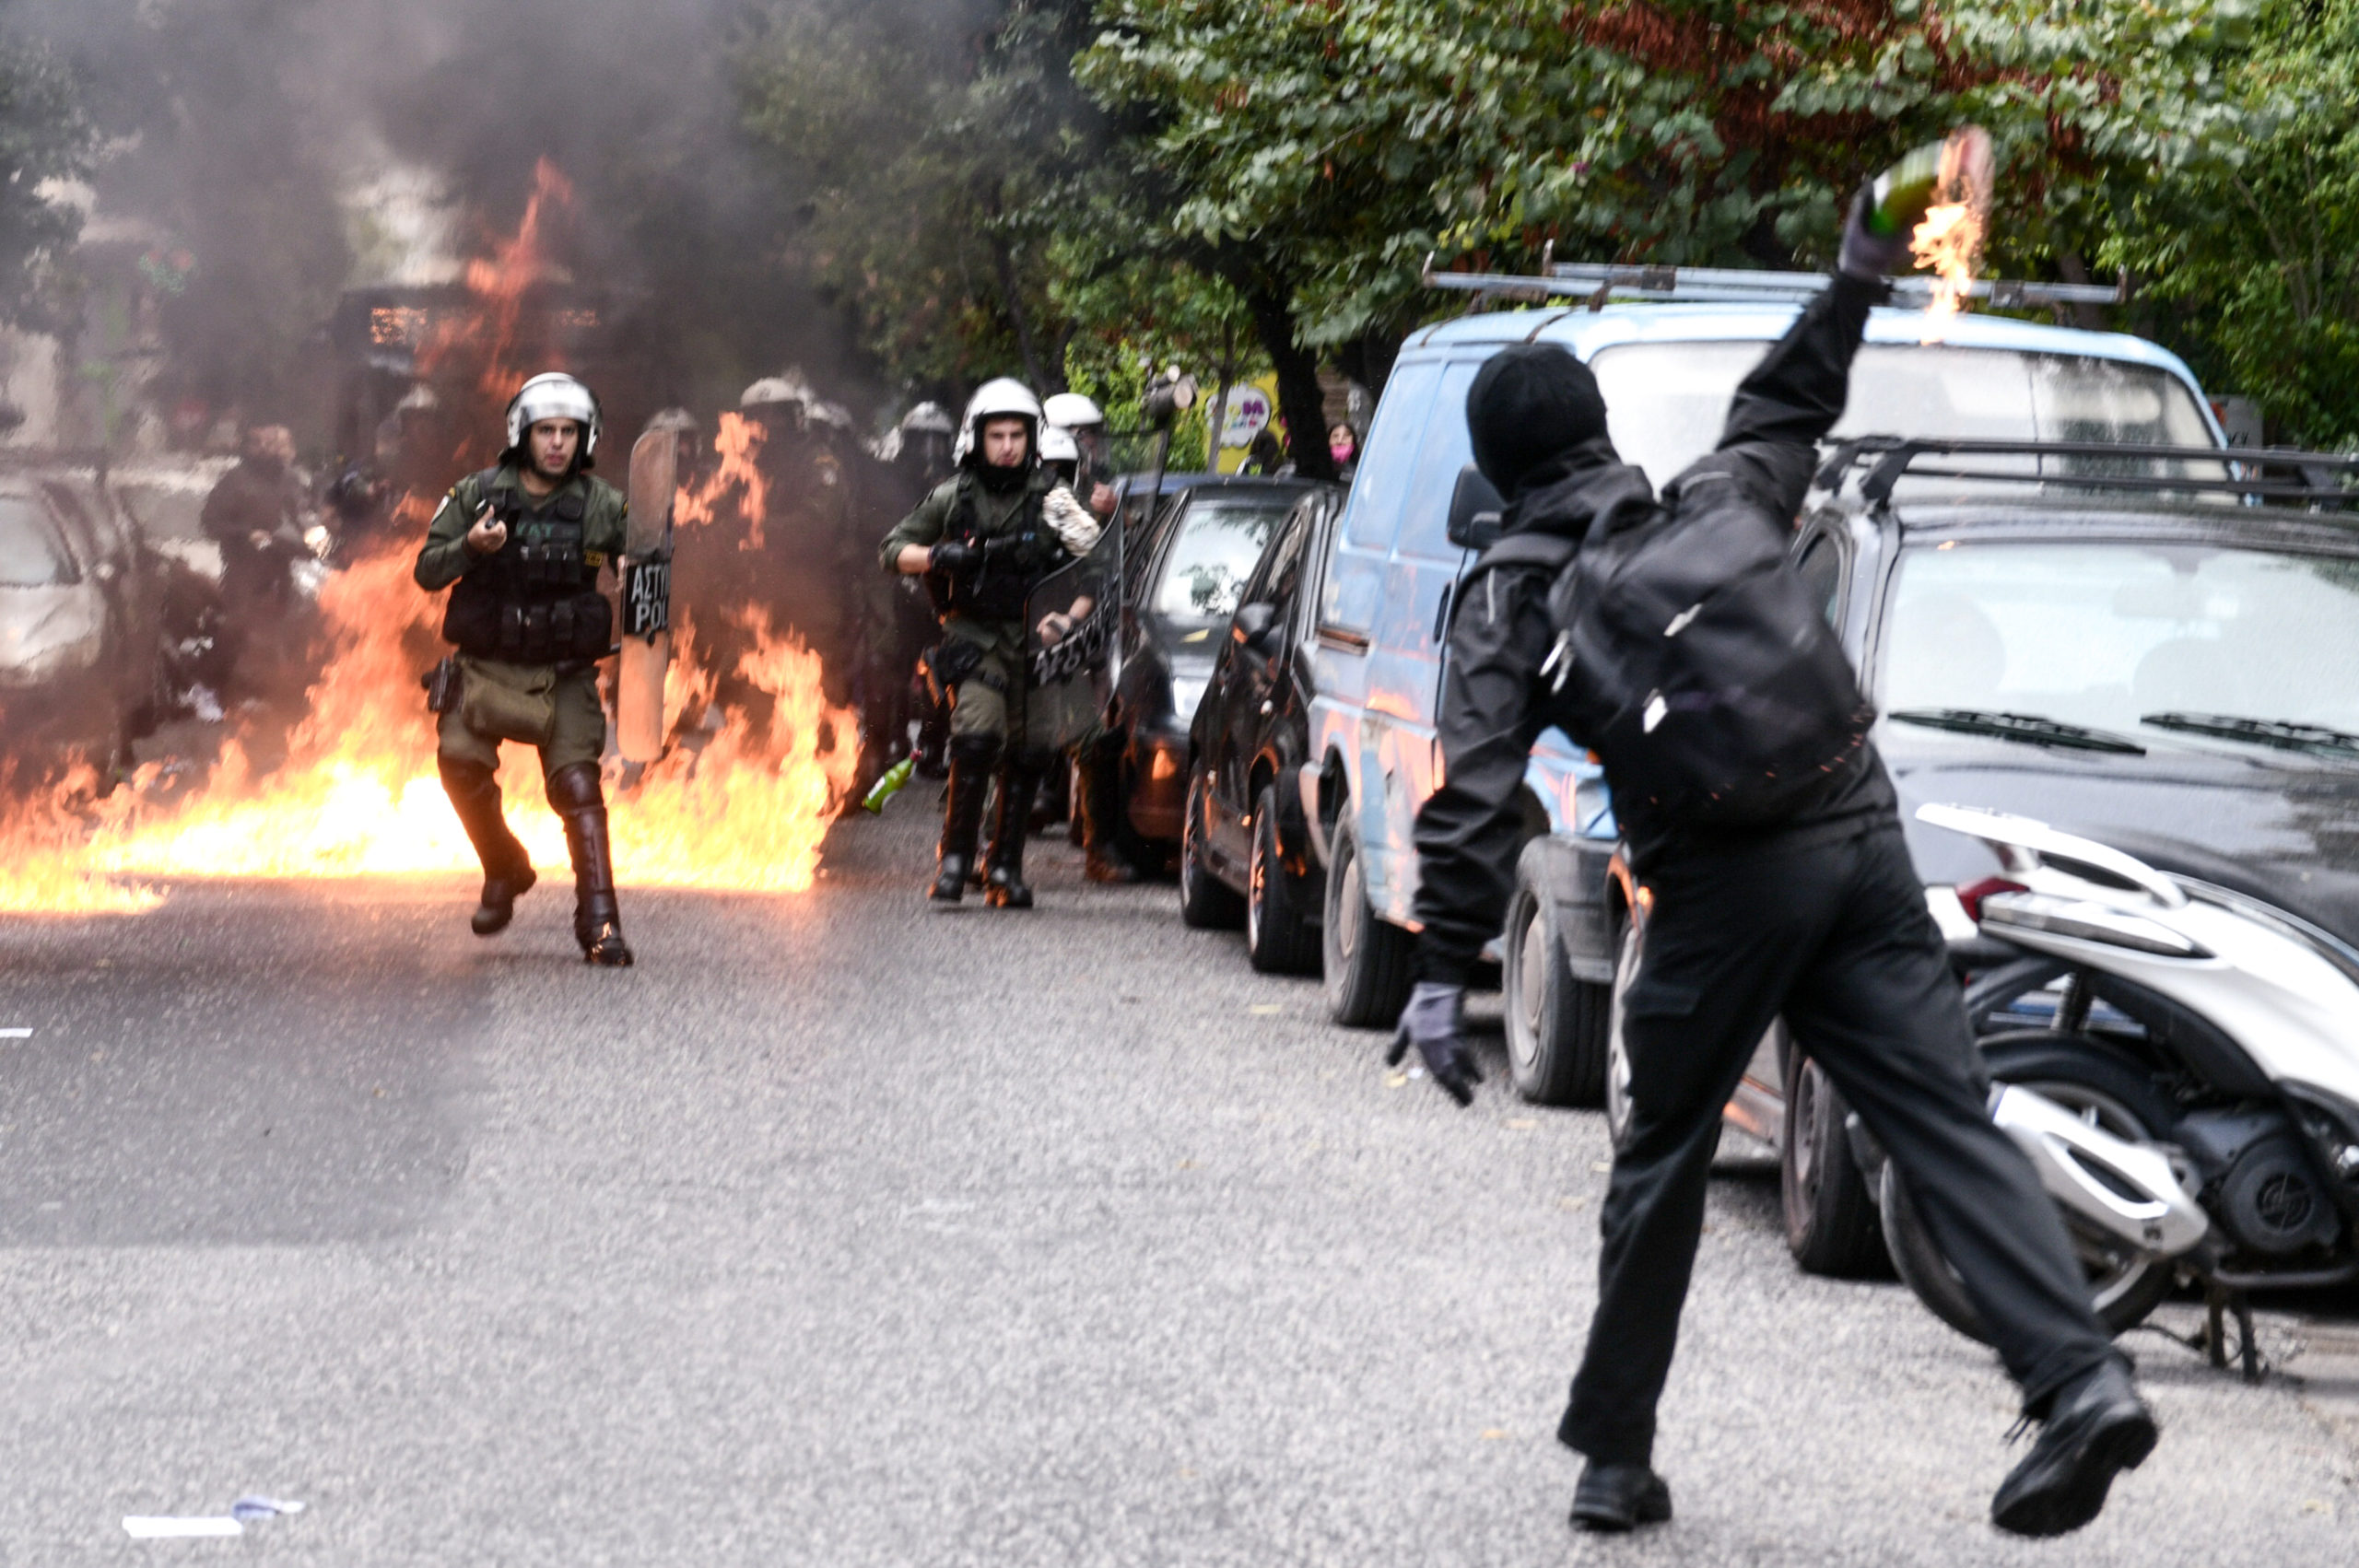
<box><xmin>879</xmin><ymin>379</ymin><xmax>1088</xmax><ymax>907</ymax></box>
<box><xmin>1327</xmin><ymin>422</ymin><xmax>1359</xmax><ymax>482</ymax></box>
<box><xmin>199</xmin><ymin>424</ymin><xmax>317</xmax><ymax>699</ymax></box>
<box><xmin>413</xmin><ymin>372</ymin><xmax>633</xmax><ymax>967</ymax></box>
<box><xmin>1395</xmin><ymin>184</ymin><xmax>2153</xmax><ymax>1539</ymax></box>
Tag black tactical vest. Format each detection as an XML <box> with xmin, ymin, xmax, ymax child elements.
<box><xmin>440</xmin><ymin>469</ymin><xmax>615</xmax><ymax>663</ymax></box>
<box><xmin>927</xmin><ymin>473</ymin><xmax>1065</xmax><ymax>622</ymax></box>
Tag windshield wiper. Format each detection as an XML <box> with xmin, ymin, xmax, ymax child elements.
<box><xmin>2142</xmin><ymin>711</ymin><xmax>2359</xmax><ymax>759</ymax></box>
<box><xmin>1888</xmin><ymin>708</ymin><xmax>2147</xmax><ymax>755</ymax></box>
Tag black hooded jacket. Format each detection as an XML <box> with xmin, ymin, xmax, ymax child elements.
<box><xmin>1469</xmin><ymin>273</ymin><xmax>1897</xmax><ymax>871</ymax></box>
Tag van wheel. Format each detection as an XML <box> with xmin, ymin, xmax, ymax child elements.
<box><xmin>1501</xmin><ymin>850</ymin><xmax>1608</xmax><ymax>1106</ymax></box>
<box><xmin>1179</xmin><ymin>767</ymin><xmax>1244</xmax><ymax>930</ymax></box>
<box><xmin>1321</xmin><ymin>815</ymin><xmax>1414</xmax><ymax>1026</ymax></box>
<box><xmin>1247</xmin><ymin>784</ymin><xmax>1320</xmax><ymax>975</ymax></box>
<box><xmin>1781</xmin><ymin>1051</ymin><xmax>1886</xmax><ymax>1277</ymax></box>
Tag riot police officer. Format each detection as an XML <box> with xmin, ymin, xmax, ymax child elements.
<box><xmin>413</xmin><ymin>372</ymin><xmax>634</xmax><ymax>967</ymax></box>
<box><xmin>880</xmin><ymin>379</ymin><xmax>1082</xmax><ymax>907</ymax></box>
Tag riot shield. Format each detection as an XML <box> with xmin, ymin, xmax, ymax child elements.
<box><xmin>1024</xmin><ymin>539</ymin><xmax>1116</xmax><ymax>753</ymax></box>
<box><xmin>618</xmin><ymin>423</ymin><xmax>676</xmax><ymax>763</ymax></box>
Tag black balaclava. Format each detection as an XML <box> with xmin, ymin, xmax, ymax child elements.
<box><xmin>1465</xmin><ymin>344</ymin><xmax>1611</xmax><ymax>500</ymax></box>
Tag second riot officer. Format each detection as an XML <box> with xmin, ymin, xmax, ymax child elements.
<box><xmin>413</xmin><ymin>372</ymin><xmax>634</xmax><ymax>966</ymax></box>
<box><xmin>880</xmin><ymin>379</ymin><xmax>1082</xmax><ymax>907</ymax></box>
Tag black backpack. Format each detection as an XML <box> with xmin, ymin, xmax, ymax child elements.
<box><xmin>1534</xmin><ymin>473</ymin><xmax>1873</xmax><ymax>827</ymax></box>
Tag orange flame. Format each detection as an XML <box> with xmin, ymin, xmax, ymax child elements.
<box><xmin>674</xmin><ymin>412</ymin><xmax>770</xmax><ymax>550</ymax></box>
<box><xmin>0</xmin><ymin>539</ymin><xmax>860</xmax><ymax>909</ymax></box>
<box><xmin>1912</xmin><ymin>127</ymin><xmax>1994</xmax><ymax>345</ymax></box>
<box><xmin>420</xmin><ymin>158</ymin><xmax>574</xmax><ymax>401</ymax></box>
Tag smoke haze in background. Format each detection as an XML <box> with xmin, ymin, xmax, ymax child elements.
<box><xmin>11</xmin><ymin>0</ymin><xmax>981</xmax><ymax>440</ymax></box>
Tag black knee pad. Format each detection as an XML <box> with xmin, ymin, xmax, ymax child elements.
<box><xmin>546</xmin><ymin>761</ymin><xmax>604</xmax><ymax>815</ymax></box>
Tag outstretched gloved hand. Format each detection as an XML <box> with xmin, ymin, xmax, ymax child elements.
<box><xmin>1387</xmin><ymin>981</ymin><xmax>1484</xmax><ymax>1107</ymax></box>
<box><xmin>1837</xmin><ymin>182</ymin><xmax>1917</xmax><ymax>282</ymax></box>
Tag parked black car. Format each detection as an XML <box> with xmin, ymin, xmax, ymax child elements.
<box><xmin>1101</xmin><ymin>476</ymin><xmax>1321</xmax><ymax>870</ymax></box>
<box><xmin>1181</xmin><ymin>486</ymin><xmax>1348</xmax><ymax>969</ymax></box>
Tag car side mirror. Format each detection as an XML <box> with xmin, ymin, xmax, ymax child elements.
<box><xmin>1446</xmin><ymin>464</ymin><xmax>1505</xmax><ymax>551</ymax></box>
<box><xmin>1231</xmin><ymin>601</ymin><xmax>1278</xmax><ymax>650</ymax></box>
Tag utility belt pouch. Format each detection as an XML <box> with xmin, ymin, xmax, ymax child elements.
<box><xmin>420</xmin><ymin>656</ymin><xmax>462</xmax><ymax>715</ymax></box>
<box><xmin>921</xmin><ymin>636</ymin><xmax>987</xmax><ymax>705</ymax></box>
<box><xmin>457</xmin><ymin>658</ymin><xmax>559</xmax><ymax>746</ymax></box>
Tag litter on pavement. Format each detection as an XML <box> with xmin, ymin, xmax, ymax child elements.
<box><xmin>123</xmin><ymin>1497</ymin><xmax>303</xmax><ymax>1539</ymax></box>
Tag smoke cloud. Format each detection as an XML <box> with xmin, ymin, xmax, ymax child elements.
<box><xmin>13</xmin><ymin>0</ymin><xmax>933</xmax><ymax>449</ymax></box>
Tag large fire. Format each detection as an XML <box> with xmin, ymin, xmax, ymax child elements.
<box><xmin>0</xmin><ymin>159</ymin><xmax>863</xmax><ymax>918</ymax></box>
<box><xmin>1912</xmin><ymin>125</ymin><xmax>1995</xmax><ymax>344</ymax></box>
<box><xmin>675</xmin><ymin>412</ymin><xmax>771</xmax><ymax>550</ymax></box>
<box><xmin>1</xmin><ymin>536</ymin><xmax>860</xmax><ymax>912</ymax></box>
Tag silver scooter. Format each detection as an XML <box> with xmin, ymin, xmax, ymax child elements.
<box><xmin>1860</xmin><ymin>803</ymin><xmax>2359</xmax><ymax>1376</ymax></box>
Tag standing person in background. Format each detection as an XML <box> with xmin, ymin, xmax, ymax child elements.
<box><xmin>1327</xmin><ymin>421</ymin><xmax>1360</xmax><ymax>483</ymax></box>
<box><xmin>199</xmin><ymin>423</ymin><xmax>317</xmax><ymax>703</ymax></box>
<box><xmin>1391</xmin><ymin>170</ymin><xmax>2155</xmax><ymax>1540</ymax></box>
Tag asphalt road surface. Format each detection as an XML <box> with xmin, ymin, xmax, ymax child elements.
<box><xmin>3</xmin><ymin>810</ymin><xmax>2354</xmax><ymax>1564</ymax></box>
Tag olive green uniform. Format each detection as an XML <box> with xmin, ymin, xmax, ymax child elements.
<box><xmin>414</xmin><ymin>464</ymin><xmax>628</xmax><ymax>776</ymax></box>
<box><xmin>878</xmin><ymin>467</ymin><xmax>1066</xmax><ymax>743</ymax></box>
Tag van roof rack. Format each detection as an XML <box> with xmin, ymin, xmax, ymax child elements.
<box><xmin>1422</xmin><ymin>254</ymin><xmax>2129</xmax><ymax>311</ymax></box>
<box><xmin>1813</xmin><ymin>437</ymin><xmax>2359</xmax><ymax>507</ymax></box>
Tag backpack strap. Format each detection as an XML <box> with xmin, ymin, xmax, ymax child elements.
<box><xmin>1463</xmin><ymin>530</ymin><xmax>1579</xmax><ymax>582</ymax></box>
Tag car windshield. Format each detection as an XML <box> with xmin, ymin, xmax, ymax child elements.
<box><xmin>1153</xmin><ymin>497</ymin><xmax>1291</xmax><ymax>626</ymax></box>
<box><xmin>1589</xmin><ymin>341</ymin><xmax>2218</xmax><ymax>492</ymax></box>
<box><xmin>1880</xmin><ymin>540</ymin><xmax>2359</xmax><ymax>752</ymax></box>
<box><xmin>0</xmin><ymin>496</ymin><xmax>72</xmax><ymax>587</ymax></box>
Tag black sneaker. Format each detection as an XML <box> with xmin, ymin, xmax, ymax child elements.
<box><xmin>1990</xmin><ymin>1359</ymin><xmax>2156</xmax><ymax>1538</ymax></box>
<box><xmin>1570</xmin><ymin>1462</ymin><xmax>1672</xmax><ymax>1533</ymax></box>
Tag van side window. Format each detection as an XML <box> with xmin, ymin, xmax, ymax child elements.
<box><xmin>1339</xmin><ymin>361</ymin><xmax>1441</xmax><ymax>554</ymax></box>
<box><xmin>1794</xmin><ymin>530</ymin><xmax>1843</xmax><ymax>626</ymax></box>
<box><xmin>1393</xmin><ymin>359</ymin><xmax>1483</xmax><ymax>562</ymax></box>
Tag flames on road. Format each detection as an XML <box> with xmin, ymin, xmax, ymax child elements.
<box><xmin>0</xmin><ymin>159</ymin><xmax>861</xmax><ymax>918</ymax></box>
<box><xmin>1</xmin><ymin>539</ymin><xmax>861</xmax><ymax>915</ymax></box>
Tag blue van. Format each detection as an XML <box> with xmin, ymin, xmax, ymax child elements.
<box><xmin>1297</xmin><ymin>298</ymin><xmax>2225</xmax><ymax>1096</ymax></box>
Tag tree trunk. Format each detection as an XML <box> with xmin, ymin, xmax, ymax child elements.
<box><xmin>984</xmin><ymin>188</ymin><xmax>1052</xmax><ymax>392</ymax></box>
<box><xmin>1237</xmin><ymin>277</ymin><xmax>1336</xmax><ymax>483</ymax></box>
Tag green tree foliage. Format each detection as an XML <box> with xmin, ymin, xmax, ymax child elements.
<box><xmin>0</xmin><ymin>22</ymin><xmax>90</xmax><ymax>329</ymax></box>
<box><xmin>2110</xmin><ymin>0</ymin><xmax>2359</xmax><ymax>446</ymax></box>
<box><xmin>740</xmin><ymin>0</ymin><xmax>1105</xmax><ymax>394</ymax></box>
<box><xmin>1081</xmin><ymin>1</ymin><xmax>2258</xmax><ymax>345</ymax></box>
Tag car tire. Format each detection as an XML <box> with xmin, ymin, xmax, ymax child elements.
<box><xmin>1603</xmin><ymin>917</ymin><xmax>1639</xmax><ymax>1146</ymax></box>
<box><xmin>1780</xmin><ymin>1050</ymin><xmax>1887</xmax><ymax>1277</ymax></box>
<box><xmin>1881</xmin><ymin>1033</ymin><xmax>2178</xmax><ymax>1343</ymax></box>
<box><xmin>1501</xmin><ymin>854</ymin><xmax>1608</xmax><ymax>1106</ymax></box>
<box><xmin>1321</xmin><ymin>813</ymin><xmax>1414</xmax><ymax>1027</ymax></box>
<box><xmin>1179</xmin><ymin>767</ymin><xmax>1244</xmax><ymax>930</ymax></box>
<box><xmin>1246</xmin><ymin>783</ymin><xmax>1320</xmax><ymax>975</ymax></box>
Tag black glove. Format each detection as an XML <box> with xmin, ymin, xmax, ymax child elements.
<box><xmin>1838</xmin><ymin>181</ymin><xmax>1916</xmax><ymax>282</ymax></box>
<box><xmin>1386</xmin><ymin>981</ymin><xmax>1484</xmax><ymax>1108</ymax></box>
<box><xmin>929</xmin><ymin>540</ymin><xmax>980</xmax><ymax>574</ymax></box>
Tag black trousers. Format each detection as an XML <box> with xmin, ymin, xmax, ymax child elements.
<box><xmin>1559</xmin><ymin>825</ymin><xmax>2116</xmax><ymax>1463</ymax></box>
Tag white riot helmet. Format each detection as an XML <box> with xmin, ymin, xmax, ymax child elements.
<box><xmin>505</xmin><ymin>372</ymin><xmax>602</xmax><ymax>459</ymax></box>
<box><xmin>1038</xmin><ymin>425</ymin><xmax>1080</xmax><ymax>470</ymax></box>
<box><xmin>899</xmin><ymin>402</ymin><xmax>956</xmax><ymax>437</ymax></box>
<box><xmin>954</xmin><ymin>377</ymin><xmax>1042</xmax><ymax>468</ymax></box>
<box><xmin>1041</xmin><ymin>391</ymin><xmax>1105</xmax><ymax>431</ymax></box>
<box><xmin>740</xmin><ymin>371</ymin><xmax>815</xmax><ymax>412</ymax></box>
